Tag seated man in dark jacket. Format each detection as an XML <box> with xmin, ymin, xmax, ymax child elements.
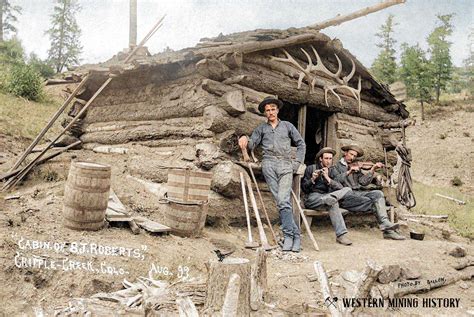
<box><xmin>332</xmin><ymin>144</ymin><xmax>405</xmax><ymax>240</ymax></box>
<box><xmin>301</xmin><ymin>147</ymin><xmax>353</xmax><ymax>245</ymax></box>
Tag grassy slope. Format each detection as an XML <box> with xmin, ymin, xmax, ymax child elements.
<box><xmin>0</xmin><ymin>92</ymin><xmax>64</xmax><ymax>141</ymax></box>
<box><xmin>405</xmin><ymin>95</ymin><xmax>473</xmax><ymax>239</ymax></box>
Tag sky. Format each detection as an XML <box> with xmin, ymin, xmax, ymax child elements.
<box><xmin>10</xmin><ymin>0</ymin><xmax>474</xmax><ymax>68</ymax></box>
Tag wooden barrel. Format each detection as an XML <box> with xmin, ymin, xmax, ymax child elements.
<box><xmin>167</xmin><ymin>169</ymin><xmax>212</xmax><ymax>203</ymax></box>
<box><xmin>164</xmin><ymin>201</ymin><xmax>208</xmax><ymax>237</ymax></box>
<box><xmin>63</xmin><ymin>161</ymin><xmax>111</xmax><ymax>231</ymax></box>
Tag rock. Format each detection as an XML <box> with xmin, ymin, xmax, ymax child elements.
<box><xmin>448</xmin><ymin>245</ymin><xmax>467</xmax><ymax>258</ymax></box>
<box><xmin>342</xmin><ymin>270</ymin><xmax>362</xmax><ymax>283</ymax></box>
<box><xmin>211</xmin><ymin>161</ymin><xmax>246</xmax><ymax>198</ymax></box>
<box><xmin>458</xmin><ymin>281</ymin><xmax>469</xmax><ymax>290</ymax></box>
<box><xmin>400</xmin><ymin>264</ymin><xmax>422</xmax><ymax>280</ymax></box>
<box><xmin>377</xmin><ymin>265</ymin><xmax>401</xmax><ymax>284</ymax></box>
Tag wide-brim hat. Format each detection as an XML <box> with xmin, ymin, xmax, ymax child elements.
<box><xmin>258</xmin><ymin>97</ymin><xmax>283</xmax><ymax>113</ymax></box>
<box><xmin>315</xmin><ymin>147</ymin><xmax>336</xmax><ymax>160</ymax></box>
<box><xmin>341</xmin><ymin>144</ymin><xmax>364</xmax><ymax>157</ymax></box>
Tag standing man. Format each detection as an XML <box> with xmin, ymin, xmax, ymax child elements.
<box><xmin>332</xmin><ymin>145</ymin><xmax>405</xmax><ymax>240</ymax></box>
<box><xmin>239</xmin><ymin>97</ymin><xmax>306</xmax><ymax>252</ymax></box>
<box><xmin>301</xmin><ymin>147</ymin><xmax>353</xmax><ymax>245</ymax></box>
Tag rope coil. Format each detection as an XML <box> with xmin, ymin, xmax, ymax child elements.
<box><xmin>396</xmin><ymin>143</ymin><xmax>416</xmax><ymax>208</ymax></box>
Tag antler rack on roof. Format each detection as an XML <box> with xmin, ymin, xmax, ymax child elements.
<box><xmin>270</xmin><ymin>45</ymin><xmax>362</xmax><ymax>112</ymax></box>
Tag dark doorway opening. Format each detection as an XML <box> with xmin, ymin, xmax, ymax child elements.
<box><xmin>304</xmin><ymin>107</ymin><xmax>330</xmax><ymax>165</ymax></box>
<box><xmin>278</xmin><ymin>101</ymin><xmax>330</xmax><ymax>165</ymax></box>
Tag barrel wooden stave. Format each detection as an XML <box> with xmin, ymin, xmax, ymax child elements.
<box><xmin>63</xmin><ymin>161</ymin><xmax>111</xmax><ymax>231</ymax></box>
<box><xmin>164</xmin><ymin>201</ymin><xmax>208</xmax><ymax>237</ymax></box>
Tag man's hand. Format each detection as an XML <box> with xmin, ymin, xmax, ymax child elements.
<box><xmin>348</xmin><ymin>164</ymin><xmax>360</xmax><ymax>174</ymax></box>
<box><xmin>238</xmin><ymin>136</ymin><xmax>248</xmax><ymax>149</ymax></box>
<box><xmin>371</xmin><ymin>162</ymin><xmax>384</xmax><ymax>172</ymax></box>
<box><xmin>321</xmin><ymin>167</ymin><xmax>331</xmax><ymax>182</ymax></box>
<box><xmin>311</xmin><ymin>170</ymin><xmax>321</xmax><ymax>182</ymax></box>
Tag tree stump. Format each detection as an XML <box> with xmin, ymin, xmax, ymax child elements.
<box><xmin>204</xmin><ymin>258</ymin><xmax>251</xmax><ymax>316</ymax></box>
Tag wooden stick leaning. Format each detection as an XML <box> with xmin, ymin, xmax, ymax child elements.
<box><xmin>7</xmin><ymin>75</ymin><xmax>90</xmax><ymax>173</ymax></box>
<box><xmin>3</xmin><ymin>15</ymin><xmax>166</xmax><ymax>191</ymax></box>
<box><xmin>291</xmin><ymin>190</ymin><xmax>319</xmax><ymax>251</ymax></box>
<box><xmin>2</xmin><ymin>78</ymin><xmax>113</xmax><ymax>191</ymax></box>
<box><xmin>245</xmin><ymin>176</ymin><xmax>272</xmax><ymax>251</ymax></box>
<box><xmin>1</xmin><ymin>140</ymin><xmax>81</xmax><ymax>182</ymax></box>
<box><xmin>239</xmin><ymin>172</ymin><xmax>259</xmax><ymax>249</ymax></box>
<box><xmin>240</xmin><ymin>147</ymin><xmax>277</xmax><ymax>244</ymax></box>
<box><xmin>247</xmin><ymin>164</ymin><xmax>278</xmax><ymax>245</ymax></box>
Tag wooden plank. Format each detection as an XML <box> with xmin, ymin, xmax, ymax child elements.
<box><xmin>133</xmin><ymin>216</ymin><xmax>171</xmax><ymax>233</ymax></box>
<box><xmin>297</xmin><ymin>105</ymin><xmax>307</xmax><ymax>140</ymax></box>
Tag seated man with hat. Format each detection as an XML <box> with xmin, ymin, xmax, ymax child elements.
<box><xmin>301</xmin><ymin>147</ymin><xmax>353</xmax><ymax>245</ymax></box>
<box><xmin>238</xmin><ymin>97</ymin><xmax>306</xmax><ymax>252</ymax></box>
<box><xmin>332</xmin><ymin>144</ymin><xmax>405</xmax><ymax>240</ymax></box>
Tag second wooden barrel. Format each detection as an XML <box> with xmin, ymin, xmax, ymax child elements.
<box><xmin>167</xmin><ymin>169</ymin><xmax>212</xmax><ymax>203</ymax></box>
<box><xmin>163</xmin><ymin>201</ymin><xmax>208</xmax><ymax>237</ymax></box>
<box><xmin>63</xmin><ymin>161</ymin><xmax>111</xmax><ymax>231</ymax></box>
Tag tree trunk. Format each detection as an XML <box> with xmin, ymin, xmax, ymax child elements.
<box><xmin>420</xmin><ymin>100</ymin><xmax>425</xmax><ymax>121</ymax></box>
<box><xmin>204</xmin><ymin>258</ymin><xmax>251</xmax><ymax>316</ymax></box>
<box><xmin>250</xmin><ymin>248</ymin><xmax>268</xmax><ymax>311</ymax></box>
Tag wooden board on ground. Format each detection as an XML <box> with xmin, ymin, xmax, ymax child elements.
<box><xmin>106</xmin><ymin>190</ymin><xmax>132</xmax><ymax>222</ymax></box>
<box><xmin>133</xmin><ymin>216</ymin><xmax>171</xmax><ymax>233</ymax></box>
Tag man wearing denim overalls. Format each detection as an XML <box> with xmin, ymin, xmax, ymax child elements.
<box><xmin>239</xmin><ymin>97</ymin><xmax>306</xmax><ymax>252</ymax></box>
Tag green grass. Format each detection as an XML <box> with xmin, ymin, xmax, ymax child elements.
<box><xmin>411</xmin><ymin>181</ymin><xmax>473</xmax><ymax>239</ymax></box>
<box><xmin>0</xmin><ymin>91</ymin><xmax>64</xmax><ymax>141</ymax></box>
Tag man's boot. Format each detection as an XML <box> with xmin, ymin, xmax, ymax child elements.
<box><xmin>292</xmin><ymin>233</ymin><xmax>301</xmax><ymax>252</ymax></box>
<box><xmin>282</xmin><ymin>236</ymin><xmax>293</xmax><ymax>252</ymax></box>
<box><xmin>374</xmin><ymin>198</ymin><xmax>399</xmax><ymax>231</ymax></box>
<box><xmin>336</xmin><ymin>233</ymin><xmax>352</xmax><ymax>246</ymax></box>
<box><xmin>383</xmin><ymin>230</ymin><xmax>406</xmax><ymax>240</ymax></box>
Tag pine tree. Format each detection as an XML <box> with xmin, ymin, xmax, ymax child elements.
<box><xmin>427</xmin><ymin>14</ymin><xmax>454</xmax><ymax>103</ymax></box>
<box><xmin>371</xmin><ymin>14</ymin><xmax>398</xmax><ymax>84</ymax></box>
<box><xmin>399</xmin><ymin>43</ymin><xmax>432</xmax><ymax>121</ymax></box>
<box><xmin>0</xmin><ymin>0</ymin><xmax>22</xmax><ymax>41</ymax></box>
<box><xmin>46</xmin><ymin>0</ymin><xmax>82</xmax><ymax>73</ymax></box>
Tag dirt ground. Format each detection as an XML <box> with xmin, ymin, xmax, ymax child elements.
<box><xmin>1</xmin><ymin>102</ymin><xmax>473</xmax><ymax>316</ymax></box>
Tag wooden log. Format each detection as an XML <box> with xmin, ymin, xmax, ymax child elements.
<box><xmin>196</xmin><ymin>58</ymin><xmax>231</xmax><ymax>81</ymax></box>
<box><xmin>201</xmin><ymin>78</ymin><xmax>234</xmax><ymax>96</ymax></box>
<box><xmin>236</xmin><ymin>64</ymin><xmax>401</xmax><ymax>122</ymax></box>
<box><xmin>314</xmin><ymin>261</ymin><xmax>341</xmax><ymax>317</ymax></box>
<box><xmin>245</xmin><ymin>55</ymin><xmax>382</xmax><ymax>105</ymax></box>
<box><xmin>222</xmin><ymin>90</ymin><xmax>246</xmax><ymax>116</ymax></box>
<box><xmin>376</xmin><ymin>266</ymin><xmax>474</xmax><ymax>298</ymax></box>
<box><xmin>176</xmin><ymin>296</ymin><xmax>199</xmax><ymax>317</ymax></box>
<box><xmin>211</xmin><ymin>161</ymin><xmax>247</xmax><ymax>198</ymax></box>
<box><xmin>203</xmin><ymin>105</ymin><xmax>266</xmax><ymax>136</ymax></box>
<box><xmin>218</xmin><ymin>52</ymin><xmax>243</xmax><ymax>69</ymax></box>
<box><xmin>204</xmin><ymin>258</ymin><xmax>251</xmax><ymax>316</ymax></box>
<box><xmin>221</xmin><ymin>273</ymin><xmax>241</xmax><ymax>317</ymax></box>
<box><xmin>346</xmin><ymin>260</ymin><xmax>382</xmax><ymax>312</ymax></box>
<box><xmin>250</xmin><ymin>248</ymin><xmax>267</xmax><ymax>311</ymax></box>
<box><xmin>379</xmin><ymin>119</ymin><xmax>415</xmax><ymax>129</ymax></box>
<box><xmin>307</xmin><ymin>0</ymin><xmax>406</xmax><ymax>30</ymax></box>
<box><xmin>223</xmin><ymin>75</ymin><xmax>248</xmax><ymax>85</ymax></box>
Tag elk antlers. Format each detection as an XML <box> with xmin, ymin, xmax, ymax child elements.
<box><xmin>270</xmin><ymin>46</ymin><xmax>362</xmax><ymax>112</ymax></box>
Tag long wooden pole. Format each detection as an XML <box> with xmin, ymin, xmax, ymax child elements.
<box><xmin>291</xmin><ymin>190</ymin><xmax>319</xmax><ymax>251</ymax></box>
<box><xmin>246</xmin><ymin>176</ymin><xmax>272</xmax><ymax>250</ymax></box>
<box><xmin>308</xmin><ymin>0</ymin><xmax>405</xmax><ymax>30</ymax></box>
<box><xmin>7</xmin><ymin>75</ymin><xmax>89</xmax><ymax>172</ymax></box>
<box><xmin>247</xmin><ymin>164</ymin><xmax>278</xmax><ymax>245</ymax></box>
<box><xmin>314</xmin><ymin>261</ymin><xmax>342</xmax><ymax>317</ymax></box>
<box><xmin>3</xmin><ymin>78</ymin><xmax>113</xmax><ymax>190</ymax></box>
<box><xmin>0</xmin><ymin>141</ymin><xmax>81</xmax><ymax>181</ymax></box>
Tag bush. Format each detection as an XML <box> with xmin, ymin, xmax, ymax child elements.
<box><xmin>6</xmin><ymin>64</ymin><xmax>43</xmax><ymax>101</ymax></box>
<box><xmin>28</xmin><ymin>53</ymin><xmax>55</xmax><ymax>79</ymax></box>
